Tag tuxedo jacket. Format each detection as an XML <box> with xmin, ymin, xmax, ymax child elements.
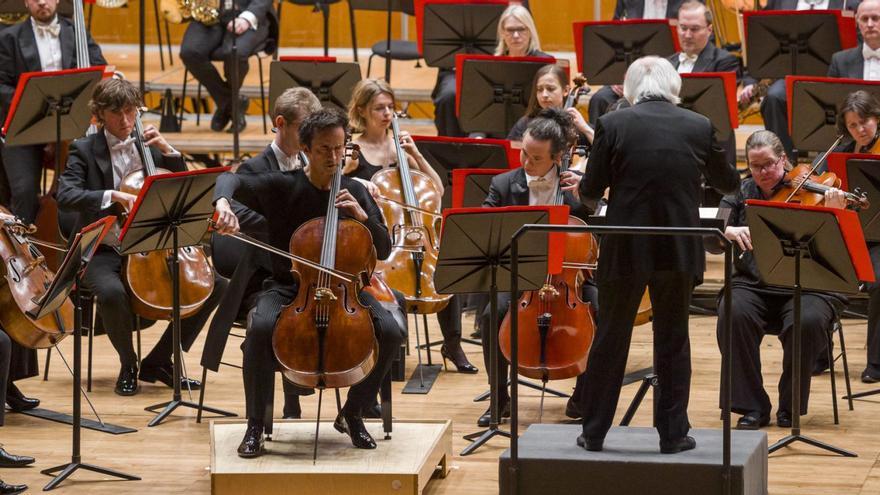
<box><xmin>764</xmin><ymin>0</ymin><xmax>859</xmax><ymax>10</ymax></box>
<box><xmin>668</xmin><ymin>43</ymin><xmax>742</xmax><ymax>82</ymax></box>
<box><xmin>613</xmin><ymin>0</ymin><xmax>694</xmax><ymax>19</ymax></box>
<box><xmin>483</xmin><ymin>167</ymin><xmax>593</xmax><ymax>221</ymax></box>
<box><xmin>0</xmin><ymin>17</ymin><xmax>106</xmax><ymax>122</ymax></box>
<box><xmin>828</xmin><ymin>45</ymin><xmax>864</xmax><ymax>78</ymax></box>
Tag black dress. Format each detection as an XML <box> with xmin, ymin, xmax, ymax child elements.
<box><xmin>346</xmin><ymin>152</ymin><xmax>392</xmax><ymax>182</ymax></box>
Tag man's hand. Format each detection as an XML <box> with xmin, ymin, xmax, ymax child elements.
<box><xmin>142</xmin><ymin>124</ymin><xmax>174</xmax><ymax>155</ymax></box>
<box><xmin>336</xmin><ymin>189</ymin><xmax>368</xmax><ymax>222</ymax></box>
<box><xmin>353</xmin><ymin>177</ymin><xmax>380</xmax><ymax>200</ymax></box>
<box><xmin>560</xmin><ymin>170</ymin><xmax>582</xmax><ymax>194</ymax></box>
<box><xmin>227</xmin><ymin>17</ymin><xmax>251</xmax><ymax>35</ymax></box>
<box><xmin>739</xmin><ymin>84</ymin><xmax>756</xmax><ymax>106</ymax></box>
<box><xmin>611</xmin><ymin>85</ymin><xmax>624</xmax><ymax>97</ymax></box>
<box><xmin>724</xmin><ymin>225</ymin><xmax>752</xmax><ymax>252</ymax></box>
<box><xmin>110</xmin><ymin>191</ymin><xmax>138</xmax><ymax>212</ymax></box>
<box><xmin>213</xmin><ymin>197</ymin><xmax>240</xmax><ymax>235</ymax></box>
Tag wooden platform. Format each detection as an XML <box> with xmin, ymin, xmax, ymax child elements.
<box><xmin>210</xmin><ymin>419</ymin><xmax>451</xmax><ymax>495</ymax></box>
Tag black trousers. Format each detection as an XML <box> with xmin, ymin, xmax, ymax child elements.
<box><xmin>717</xmin><ymin>286</ymin><xmax>833</xmax><ymax>417</ymax></box>
<box><xmin>579</xmin><ymin>271</ymin><xmax>694</xmax><ymax>443</ymax></box>
<box><xmin>866</xmin><ymin>243</ymin><xmax>880</xmax><ymax>375</ymax></box>
<box><xmin>432</xmin><ymin>70</ymin><xmax>466</xmax><ymax>137</ymax></box>
<box><xmin>760</xmin><ymin>79</ymin><xmax>795</xmax><ymax>160</ymax></box>
<box><xmin>242</xmin><ymin>284</ymin><xmax>405</xmax><ymax>426</ymax></box>
<box><xmin>0</xmin><ymin>328</ymin><xmax>9</xmax><ymax>426</ymax></box>
<box><xmin>83</xmin><ymin>247</ymin><xmax>227</xmax><ymax>368</ymax></box>
<box><xmin>1</xmin><ymin>144</ymin><xmax>44</xmax><ymax>224</ymax></box>
<box><xmin>179</xmin><ymin>20</ymin><xmax>269</xmax><ymax>113</ymax></box>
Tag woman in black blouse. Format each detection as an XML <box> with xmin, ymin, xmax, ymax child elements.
<box><xmin>507</xmin><ymin>64</ymin><xmax>594</xmax><ymax>145</ymax></box>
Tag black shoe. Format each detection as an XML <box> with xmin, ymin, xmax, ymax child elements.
<box><xmin>862</xmin><ymin>368</ymin><xmax>880</xmax><ymax>383</ymax></box>
<box><xmin>139</xmin><ymin>364</ymin><xmax>202</xmax><ymax>390</ymax></box>
<box><xmin>210</xmin><ymin>104</ymin><xmax>231</xmax><ymax>132</ymax></box>
<box><xmin>237</xmin><ymin>424</ymin><xmax>265</xmax><ymax>458</ymax></box>
<box><xmin>660</xmin><ymin>436</ymin><xmax>696</xmax><ymax>454</ymax></box>
<box><xmin>776</xmin><ymin>411</ymin><xmax>792</xmax><ymax>428</ymax></box>
<box><xmin>227</xmin><ymin>96</ymin><xmax>249</xmax><ymax>134</ymax></box>
<box><xmin>5</xmin><ymin>384</ymin><xmax>39</xmax><ymax>412</ymax></box>
<box><xmin>440</xmin><ymin>344</ymin><xmax>478</xmax><ymax>374</ymax></box>
<box><xmin>576</xmin><ymin>434</ymin><xmax>603</xmax><ymax>452</ymax></box>
<box><xmin>565</xmin><ymin>397</ymin><xmax>582</xmax><ymax>420</ymax></box>
<box><xmin>334</xmin><ymin>411</ymin><xmax>376</xmax><ymax>449</ymax></box>
<box><xmin>114</xmin><ymin>365</ymin><xmax>139</xmax><ymax>396</ymax></box>
<box><xmin>282</xmin><ymin>399</ymin><xmax>302</xmax><ymax>420</ymax></box>
<box><xmin>736</xmin><ymin>411</ymin><xmax>770</xmax><ymax>430</ymax></box>
<box><xmin>477</xmin><ymin>400</ymin><xmax>511</xmax><ymax>427</ymax></box>
<box><xmin>362</xmin><ymin>403</ymin><xmax>382</xmax><ymax>419</ymax></box>
<box><xmin>0</xmin><ymin>448</ymin><xmax>34</xmax><ymax>467</ymax></box>
<box><xmin>0</xmin><ymin>481</ymin><xmax>26</xmax><ymax>495</ymax></box>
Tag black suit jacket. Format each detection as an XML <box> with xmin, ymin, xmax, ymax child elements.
<box><xmin>0</xmin><ymin>17</ymin><xmax>106</xmax><ymax>121</ymax></box>
<box><xmin>483</xmin><ymin>167</ymin><xmax>593</xmax><ymax>221</ymax></box>
<box><xmin>764</xmin><ymin>0</ymin><xmax>858</xmax><ymax>10</ymax></box>
<box><xmin>579</xmin><ymin>98</ymin><xmax>740</xmax><ymax>282</ymax></box>
<box><xmin>668</xmin><ymin>43</ymin><xmax>742</xmax><ymax>82</ymax></box>
<box><xmin>613</xmin><ymin>0</ymin><xmax>695</xmax><ymax>19</ymax></box>
<box><xmin>222</xmin><ymin>0</ymin><xmax>279</xmax><ymax>53</ymax></box>
<box><xmin>828</xmin><ymin>45</ymin><xmax>864</xmax><ymax>78</ymax></box>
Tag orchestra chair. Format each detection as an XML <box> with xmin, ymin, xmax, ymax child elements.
<box><xmin>348</xmin><ymin>0</ymin><xmax>421</xmax><ymax>83</ymax></box>
<box><xmin>825</xmin><ymin>314</ymin><xmax>854</xmax><ymax>425</ymax></box>
<box><xmin>276</xmin><ymin>0</ymin><xmax>357</xmax><ymax>60</ymax></box>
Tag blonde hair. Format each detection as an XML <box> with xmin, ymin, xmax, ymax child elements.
<box><xmin>347</xmin><ymin>78</ymin><xmax>395</xmax><ymax>133</ymax></box>
<box><xmin>273</xmin><ymin>87</ymin><xmax>321</xmax><ymax>123</ymax></box>
<box><xmin>494</xmin><ymin>5</ymin><xmax>541</xmax><ymax>56</ymax></box>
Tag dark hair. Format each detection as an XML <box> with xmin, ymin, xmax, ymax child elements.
<box><xmin>299</xmin><ymin>107</ymin><xmax>349</xmax><ymax>148</ymax></box>
<box><xmin>523</xmin><ymin>107</ymin><xmax>575</xmax><ymax>156</ymax></box>
<box><xmin>525</xmin><ymin>64</ymin><xmax>569</xmax><ymax>118</ymax></box>
<box><xmin>89</xmin><ymin>78</ymin><xmax>141</xmax><ymax>123</ymax></box>
<box><xmin>837</xmin><ymin>90</ymin><xmax>880</xmax><ymax>136</ymax></box>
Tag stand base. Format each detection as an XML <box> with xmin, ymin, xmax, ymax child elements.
<box><xmin>620</xmin><ymin>374</ymin><xmax>658</xmax><ymax>426</ymax></box>
<box><xmin>843</xmin><ymin>387</ymin><xmax>880</xmax><ymax>400</ymax></box>
<box><xmin>417</xmin><ymin>337</ymin><xmax>482</xmax><ymax>350</ymax></box>
<box><xmin>18</xmin><ymin>407</ymin><xmax>136</xmax><ymax>434</ymax></box>
<box><xmin>41</xmin><ymin>461</ymin><xmax>140</xmax><ymax>491</ymax></box>
<box><xmin>146</xmin><ymin>398</ymin><xmax>236</xmax><ymax>427</ymax></box>
<box><xmin>460</xmin><ymin>426</ymin><xmax>512</xmax><ymax>456</ymax></box>
<box><xmin>473</xmin><ymin>378</ymin><xmax>569</xmax><ymax>402</ymax></box>
<box><xmin>402</xmin><ymin>364</ymin><xmax>442</xmax><ymax>394</ymax></box>
<box><xmin>768</xmin><ymin>433</ymin><xmax>857</xmax><ymax>457</ymax></box>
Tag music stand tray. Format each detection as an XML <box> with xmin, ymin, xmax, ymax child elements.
<box><xmin>269</xmin><ymin>58</ymin><xmax>362</xmax><ymax>112</ymax></box>
<box><xmin>415</xmin><ymin>0</ymin><xmax>508</xmax><ymax>69</ymax></box>
<box><xmin>118</xmin><ymin>167</ymin><xmax>237</xmax><ymax>427</ymax></box>
<box><xmin>573</xmin><ymin>19</ymin><xmax>678</xmax><ymax>85</ymax></box>
<box><xmin>455</xmin><ymin>54</ymin><xmax>556</xmax><ymax>136</ymax></box>
<box><xmin>786</xmin><ymin>76</ymin><xmax>880</xmax><ymax>152</ymax></box>
<box><xmin>827</xmin><ymin>153</ymin><xmax>880</xmax><ymax>241</ymax></box>
<box><xmin>746</xmin><ymin>199</ymin><xmax>873</xmax><ymax>457</ymax></box>
<box><xmin>680</xmin><ymin>72</ymin><xmax>739</xmax><ymax>142</ymax></box>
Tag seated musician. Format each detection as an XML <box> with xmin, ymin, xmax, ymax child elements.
<box><xmin>613</xmin><ymin>0</ymin><xmax>693</xmax><ymax>20</ymax></box>
<box><xmin>0</xmin><ymin>0</ymin><xmax>106</xmax><ymax>224</ymax></box>
<box><xmin>507</xmin><ymin>64</ymin><xmax>594</xmax><ymax>146</ymax></box>
<box><xmin>179</xmin><ymin>0</ymin><xmax>277</xmax><ymax>133</ymax></box>
<box><xmin>479</xmin><ymin>108</ymin><xmax>596</xmax><ymax>426</ymax></box>
<box><xmin>212</xmin><ymin>108</ymin><xmax>405</xmax><ymax>457</ymax></box>
<box><xmin>57</xmin><ymin>77</ymin><xmax>226</xmax><ymax>396</ymax></box>
<box><xmin>432</xmin><ymin>4</ymin><xmax>548</xmax><ymax>137</ymax></box>
<box><xmin>829</xmin><ymin>0</ymin><xmax>880</xmax><ymax>80</ymax></box>
<box><xmin>716</xmin><ymin>130</ymin><xmax>847</xmax><ymax>430</ymax></box>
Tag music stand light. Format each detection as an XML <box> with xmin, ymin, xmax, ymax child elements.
<box><xmin>414</xmin><ymin>0</ymin><xmax>508</xmax><ymax>69</ymax></box>
<box><xmin>269</xmin><ymin>58</ymin><xmax>362</xmax><ymax>112</ymax></box>
<box><xmin>572</xmin><ymin>19</ymin><xmax>679</xmax><ymax>85</ymax></box>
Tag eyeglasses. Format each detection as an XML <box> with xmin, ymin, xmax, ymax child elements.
<box><xmin>503</xmin><ymin>26</ymin><xmax>529</xmax><ymax>37</ymax></box>
<box><xmin>748</xmin><ymin>155</ymin><xmax>784</xmax><ymax>174</ymax></box>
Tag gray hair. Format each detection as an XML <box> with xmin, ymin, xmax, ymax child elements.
<box><xmin>622</xmin><ymin>56</ymin><xmax>681</xmax><ymax>105</ymax></box>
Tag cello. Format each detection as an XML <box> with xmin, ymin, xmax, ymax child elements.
<box><xmin>119</xmin><ymin>112</ymin><xmax>215</xmax><ymax>320</ymax></box>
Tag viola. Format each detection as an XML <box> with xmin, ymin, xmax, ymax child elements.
<box><xmin>564</xmin><ymin>74</ymin><xmax>591</xmax><ymax>174</ymax></box>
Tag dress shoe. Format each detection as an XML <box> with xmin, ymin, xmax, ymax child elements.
<box><xmin>576</xmin><ymin>434</ymin><xmax>603</xmax><ymax>452</ymax></box>
<box><xmin>660</xmin><ymin>436</ymin><xmax>696</xmax><ymax>454</ymax></box>
<box><xmin>440</xmin><ymin>344</ymin><xmax>478</xmax><ymax>373</ymax></box>
<box><xmin>5</xmin><ymin>384</ymin><xmax>39</xmax><ymax>411</ymax></box>
<box><xmin>477</xmin><ymin>400</ymin><xmax>511</xmax><ymax>427</ymax></box>
<box><xmin>210</xmin><ymin>104</ymin><xmax>231</xmax><ymax>132</ymax></box>
<box><xmin>736</xmin><ymin>411</ymin><xmax>770</xmax><ymax>430</ymax></box>
<box><xmin>227</xmin><ymin>96</ymin><xmax>249</xmax><ymax>134</ymax></box>
<box><xmin>0</xmin><ymin>448</ymin><xmax>34</xmax><ymax>467</ymax></box>
<box><xmin>334</xmin><ymin>410</ymin><xmax>376</xmax><ymax>449</ymax></box>
<box><xmin>862</xmin><ymin>367</ymin><xmax>880</xmax><ymax>383</ymax></box>
<box><xmin>776</xmin><ymin>411</ymin><xmax>792</xmax><ymax>428</ymax></box>
<box><xmin>114</xmin><ymin>365</ymin><xmax>139</xmax><ymax>396</ymax></box>
<box><xmin>565</xmin><ymin>397</ymin><xmax>582</xmax><ymax>420</ymax></box>
<box><xmin>0</xmin><ymin>480</ymin><xmax>26</xmax><ymax>495</ymax></box>
<box><xmin>237</xmin><ymin>424</ymin><xmax>265</xmax><ymax>458</ymax></box>
<box><xmin>139</xmin><ymin>364</ymin><xmax>202</xmax><ymax>390</ymax></box>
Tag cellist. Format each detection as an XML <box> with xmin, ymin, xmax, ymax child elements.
<box><xmin>212</xmin><ymin>108</ymin><xmax>404</xmax><ymax>458</ymax></box>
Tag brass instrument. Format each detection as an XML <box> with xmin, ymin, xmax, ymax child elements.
<box><xmin>0</xmin><ymin>13</ymin><xmax>27</xmax><ymax>25</ymax></box>
<box><xmin>160</xmin><ymin>0</ymin><xmax>189</xmax><ymax>23</ymax></box>
<box><xmin>191</xmin><ymin>0</ymin><xmax>219</xmax><ymax>26</ymax></box>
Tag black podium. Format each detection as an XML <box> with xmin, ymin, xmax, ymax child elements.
<box><xmin>573</xmin><ymin>19</ymin><xmax>678</xmax><ymax>85</ymax></box>
<box><xmin>415</xmin><ymin>0</ymin><xmax>508</xmax><ymax>69</ymax></box>
<box><xmin>746</xmin><ymin>199</ymin><xmax>873</xmax><ymax>457</ymax></box>
<box><xmin>269</xmin><ymin>57</ymin><xmax>362</xmax><ymax>112</ymax></box>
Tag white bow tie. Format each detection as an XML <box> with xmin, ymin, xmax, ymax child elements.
<box><xmin>35</xmin><ymin>22</ymin><xmax>60</xmax><ymax>38</ymax></box>
<box><xmin>864</xmin><ymin>44</ymin><xmax>880</xmax><ymax>61</ymax></box>
<box><xmin>110</xmin><ymin>136</ymin><xmax>136</xmax><ymax>152</ymax></box>
<box><xmin>679</xmin><ymin>52</ymin><xmax>699</xmax><ymax>64</ymax></box>
<box><xmin>527</xmin><ymin>176</ymin><xmax>554</xmax><ymax>191</ymax></box>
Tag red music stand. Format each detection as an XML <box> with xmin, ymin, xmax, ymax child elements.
<box><xmin>827</xmin><ymin>152</ymin><xmax>880</xmax><ymax>237</ymax></box>
<box><xmin>680</xmin><ymin>72</ymin><xmax>739</xmax><ymax>142</ymax></box>
<box><xmin>451</xmin><ymin>168</ymin><xmax>509</xmax><ymax>208</ymax></box>
<box><xmin>268</xmin><ymin>57</ymin><xmax>362</xmax><ymax>112</ymax></box>
<box><xmin>572</xmin><ymin>19</ymin><xmax>679</xmax><ymax>85</ymax></box>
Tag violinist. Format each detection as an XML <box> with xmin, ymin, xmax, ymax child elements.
<box><xmin>212</xmin><ymin>108</ymin><xmax>404</xmax><ymax>457</ymax></box>
<box><xmin>507</xmin><ymin>64</ymin><xmax>594</xmax><ymax>146</ymax></box>
<box><xmin>0</xmin><ymin>0</ymin><xmax>106</xmax><ymax>224</ymax></box>
<box><xmin>715</xmin><ymin>130</ymin><xmax>847</xmax><ymax>430</ymax></box>
<box><xmin>57</xmin><ymin>78</ymin><xmax>225</xmax><ymax>396</ymax></box>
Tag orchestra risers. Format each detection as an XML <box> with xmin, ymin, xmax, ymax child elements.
<box><xmin>210</xmin><ymin>420</ymin><xmax>452</xmax><ymax>495</ymax></box>
<box><xmin>499</xmin><ymin>425</ymin><xmax>768</xmax><ymax>495</ymax></box>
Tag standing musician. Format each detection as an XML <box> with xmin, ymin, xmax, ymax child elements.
<box><xmin>715</xmin><ymin>130</ymin><xmax>847</xmax><ymax>429</ymax></box>
<box><xmin>342</xmin><ymin>79</ymin><xmax>477</xmax><ymax>374</ymax></box>
<box><xmin>212</xmin><ymin>108</ymin><xmax>405</xmax><ymax>457</ymax></box>
<box><xmin>577</xmin><ymin>56</ymin><xmax>740</xmax><ymax>453</ymax></box>
<box><xmin>179</xmin><ymin>0</ymin><xmax>277</xmax><ymax>133</ymax></box>
<box><xmin>0</xmin><ymin>0</ymin><xmax>106</xmax><ymax>225</ymax></box>
<box><xmin>57</xmin><ymin>77</ymin><xmax>225</xmax><ymax>396</ymax></box>
<box><xmin>481</xmin><ymin>108</ymin><xmax>596</xmax><ymax>426</ymax></box>
<box><xmin>829</xmin><ymin>0</ymin><xmax>880</xmax><ymax>80</ymax></box>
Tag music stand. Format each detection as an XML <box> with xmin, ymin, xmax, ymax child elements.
<box><xmin>435</xmin><ymin>205</ymin><xmax>567</xmax><ymax>455</ymax></box>
<box><xmin>451</xmin><ymin>168</ymin><xmax>508</xmax><ymax>208</ymax></box>
<box><xmin>455</xmin><ymin>55</ymin><xmax>555</xmax><ymax>137</ymax></box>
<box><xmin>268</xmin><ymin>57</ymin><xmax>362</xmax><ymax>112</ymax></box>
<box><xmin>828</xmin><ymin>153</ymin><xmax>880</xmax><ymax>241</ymax></box>
<box><xmin>40</xmin><ymin>216</ymin><xmax>141</xmax><ymax>490</ymax></box>
<box><xmin>573</xmin><ymin>19</ymin><xmax>678</xmax><ymax>85</ymax></box>
<box><xmin>742</xmin><ymin>10</ymin><xmax>857</xmax><ymax>79</ymax></box>
<box><xmin>414</xmin><ymin>0</ymin><xmax>509</xmax><ymax>69</ymax></box>
<box><xmin>680</xmin><ymin>72</ymin><xmax>739</xmax><ymax>143</ymax></box>
<box><xmin>118</xmin><ymin>167</ymin><xmax>237</xmax><ymax>427</ymax></box>
<box><xmin>746</xmin><ymin>199</ymin><xmax>873</xmax><ymax>457</ymax></box>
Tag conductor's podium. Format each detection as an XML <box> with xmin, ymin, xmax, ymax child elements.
<box><xmin>210</xmin><ymin>419</ymin><xmax>452</xmax><ymax>495</ymax></box>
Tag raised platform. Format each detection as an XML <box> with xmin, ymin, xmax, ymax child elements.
<box><xmin>499</xmin><ymin>425</ymin><xmax>768</xmax><ymax>495</ymax></box>
<box><xmin>210</xmin><ymin>419</ymin><xmax>452</xmax><ymax>495</ymax></box>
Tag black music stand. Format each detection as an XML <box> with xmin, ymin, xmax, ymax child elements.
<box><xmin>456</xmin><ymin>55</ymin><xmax>554</xmax><ymax>137</ymax></box>
<box><xmin>40</xmin><ymin>216</ymin><xmax>142</xmax><ymax>491</ymax></box>
<box><xmin>679</xmin><ymin>72</ymin><xmax>738</xmax><ymax>143</ymax></box>
<box><xmin>788</xmin><ymin>77</ymin><xmax>880</xmax><ymax>152</ymax></box>
<box><xmin>417</xmin><ymin>0</ymin><xmax>508</xmax><ymax>69</ymax></box>
<box><xmin>839</xmin><ymin>158</ymin><xmax>880</xmax><ymax>242</ymax></box>
<box><xmin>746</xmin><ymin>200</ymin><xmax>871</xmax><ymax>457</ymax></box>
<box><xmin>573</xmin><ymin>20</ymin><xmax>677</xmax><ymax>85</ymax></box>
<box><xmin>435</xmin><ymin>205</ymin><xmax>565</xmax><ymax>456</ymax></box>
<box><xmin>118</xmin><ymin>168</ymin><xmax>237</xmax><ymax>426</ymax></box>
<box><xmin>743</xmin><ymin>10</ymin><xmax>849</xmax><ymax>79</ymax></box>
<box><xmin>268</xmin><ymin>58</ymin><xmax>362</xmax><ymax>112</ymax></box>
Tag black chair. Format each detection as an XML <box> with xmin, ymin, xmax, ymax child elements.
<box><xmin>348</xmin><ymin>1</ymin><xmax>421</xmax><ymax>83</ymax></box>
<box><xmin>825</xmin><ymin>315</ymin><xmax>854</xmax><ymax>425</ymax></box>
<box><xmin>278</xmin><ymin>0</ymin><xmax>358</xmax><ymax>60</ymax></box>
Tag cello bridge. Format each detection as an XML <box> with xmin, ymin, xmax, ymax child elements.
<box><xmin>315</xmin><ymin>287</ymin><xmax>337</xmax><ymax>301</ymax></box>
<box><xmin>22</xmin><ymin>256</ymin><xmax>45</xmax><ymax>276</ymax></box>
<box><xmin>538</xmin><ymin>284</ymin><xmax>558</xmax><ymax>299</ymax></box>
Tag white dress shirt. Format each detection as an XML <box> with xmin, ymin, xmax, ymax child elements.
<box><xmin>678</xmin><ymin>52</ymin><xmax>699</xmax><ymax>74</ymax></box>
<box><xmin>643</xmin><ymin>0</ymin><xmax>668</xmax><ymax>19</ymax></box>
<box><xmin>526</xmin><ymin>166</ymin><xmax>560</xmax><ymax>206</ymax></box>
<box><xmin>31</xmin><ymin>17</ymin><xmax>62</xmax><ymax>72</ymax></box>
<box><xmin>796</xmin><ymin>0</ymin><xmax>829</xmax><ymax>9</ymax></box>
<box><xmin>100</xmin><ymin>130</ymin><xmax>181</xmax><ymax>208</ymax></box>
<box><xmin>223</xmin><ymin>0</ymin><xmax>259</xmax><ymax>30</ymax></box>
<box><xmin>270</xmin><ymin>141</ymin><xmax>303</xmax><ymax>171</ymax></box>
<box><xmin>864</xmin><ymin>44</ymin><xmax>880</xmax><ymax>81</ymax></box>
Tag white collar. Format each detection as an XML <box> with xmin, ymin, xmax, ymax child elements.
<box><xmin>525</xmin><ymin>165</ymin><xmax>557</xmax><ymax>184</ymax></box>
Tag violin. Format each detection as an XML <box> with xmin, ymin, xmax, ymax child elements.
<box><xmin>564</xmin><ymin>74</ymin><xmax>592</xmax><ymax>175</ymax></box>
<box><xmin>120</xmin><ymin>112</ymin><xmax>215</xmax><ymax>320</ymax></box>
<box><xmin>370</xmin><ymin>113</ymin><xmax>450</xmax><ymax>314</ymax></box>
